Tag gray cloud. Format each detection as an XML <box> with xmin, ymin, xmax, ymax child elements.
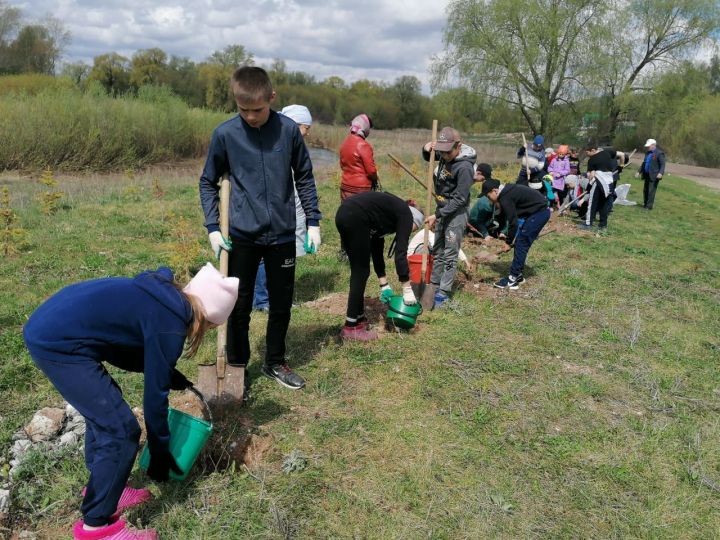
<box><xmin>18</xmin><ymin>0</ymin><xmax>451</xmax><ymax>87</ymax></box>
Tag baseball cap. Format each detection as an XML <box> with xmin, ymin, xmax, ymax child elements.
<box><xmin>480</xmin><ymin>178</ymin><xmax>500</xmax><ymax>196</ymax></box>
<box><xmin>533</xmin><ymin>135</ymin><xmax>544</xmax><ymax>145</ymax></box>
<box><xmin>644</xmin><ymin>138</ymin><xmax>657</xmax><ymax>147</ymax></box>
<box><xmin>435</xmin><ymin>127</ymin><xmax>461</xmax><ymax>152</ymax></box>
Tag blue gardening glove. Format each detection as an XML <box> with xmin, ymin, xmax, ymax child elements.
<box><xmin>208</xmin><ymin>231</ymin><xmax>232</xmax><ymax>259</ymax></box>
<box><xmin>380</xmin><ymin>284</ymin><xmax>394</xmax><ymax>304</ymax></box>
<box><xmin>147</xmin><ymin>450</ymin><xmax>183</xmax><ymax>482</ymax></box>
<box><xmin>304</xmin><ymin>226</ymin><xmax>321</xmax><ymax>254</ymax></box>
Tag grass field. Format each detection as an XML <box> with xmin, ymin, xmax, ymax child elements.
<box><xmin>0</xmin><ymin>154</ymin><xmax>719</xmax><ymax>539</ymax></box>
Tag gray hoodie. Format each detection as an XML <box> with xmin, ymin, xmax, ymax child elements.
<box><xmin>422</xmin><ymin>143</ymin><xmax>477</xmax><ymax>219</ymax></box>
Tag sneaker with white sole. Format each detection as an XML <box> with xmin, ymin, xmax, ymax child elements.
<box><xmin>494</xmin><ymin>274</ymin><xmax>524</xmax><ymax>290</ymax></box>
<box><xmin>261</xmin><ymin>362</ymin><xmax>306</xmax><ymax>390</ymax></box>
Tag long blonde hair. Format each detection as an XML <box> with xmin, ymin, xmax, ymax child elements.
<box><xmin>175</xmin><ymin>284</ymin><xmax>213</xmax><ymax>358</ymax></box>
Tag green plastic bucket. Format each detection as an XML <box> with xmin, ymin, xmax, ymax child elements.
<box><xmin>385</xmin><ymin>294</ymin><xmax>423</xmax><ymax>329</ymax></box>
<box><xmin>139</xmin><ymin>387</ymin><xmax>213</xmax><ymax>481</ymax></box>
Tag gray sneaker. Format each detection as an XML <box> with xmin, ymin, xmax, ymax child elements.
<box><xmin>261</xmin><ymin>363</ymin><xmax>306</xmax><ymax>390</ymax></box>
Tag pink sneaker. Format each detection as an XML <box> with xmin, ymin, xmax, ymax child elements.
<box><xmin>81</xmin><ymin>485</ymin><xmax>152</xmax><ymax>516</ymax></box>
<box><xmin>73</xmin><ymin>517</ymin><xmax>158</xmax><ymax>539</ymax></box>
<box><xmin>340</xmin><ymin>324</ymin><xmax>378</xmax><ymax>341</ymax></box>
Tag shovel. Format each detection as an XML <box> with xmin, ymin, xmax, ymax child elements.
<box><xmin>197</xmin><ymin>174</ymin><xmax>245</xmax><ymax>405</ymax></box>
<box><xmin>419</xmin><ymin>120</ymin><xmax>438</xmax><ymax>310</ymax></box>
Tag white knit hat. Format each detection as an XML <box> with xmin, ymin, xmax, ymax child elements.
<box><xmin>281</xmin><ymin>104</ymin><xmax>312</xmax><ymax>126</ymax></box>
<box><xmin>183</xmin><ymin>263</ymin><xmax>239</xmax><ymax>324</ymax></box>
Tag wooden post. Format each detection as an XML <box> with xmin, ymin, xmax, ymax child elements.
<box><xmin>521</xmin><ymin>132</ymin><xmax>531</xmax><ymax>181</ymax></box>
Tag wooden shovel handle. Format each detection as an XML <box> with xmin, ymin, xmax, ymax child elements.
<box><xmin>422</xmin><ymin>121</ymin><xmax>438</xmax><ymax>283</ymax></box>
<box><xmin>216</xmin><ymin>175</ymin><xmax>230</xmax><ymax>383</ymax></box>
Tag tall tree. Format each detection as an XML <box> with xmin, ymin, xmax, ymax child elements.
<box><xmin>0</xmin><ymin>1</ymin><xmax>20</xmax><ymax>46</ymax></box>
<box><xmin>8</xmin><ymin>25</ymin><xmax>58</xmax><ymax>74</ymax></box>
<box><xmin>598</xmin><ymin>0</ymin><xmax>720</xmax><ymax>139</ymax></box>
<box><xmin>130</xmin><ymin>47</ymin><xmax>168</xmax><ymax>88</ymax></box>
<box><xmin>61</xmin><ymin>60</ymin><xmax>90</xmax><ymax>85</ymax></box>
<box><xmin>391</xmin><ymin>75</ymin><xmax>424</xmax><ymax>127</ymax></box>
<box><xmin>87</xmin><ymin>52</ymin><xmax>130</xmax><ymax>96</ymax></box>
<box><xmin>207</xmin><ymin>44</ymin><xmax>254</xmax><ymax>68</ymax></box>
<box><xmin>434</xmin><ymin>0</ymin><xmax>603</xmax><ymax>137</ymax></box>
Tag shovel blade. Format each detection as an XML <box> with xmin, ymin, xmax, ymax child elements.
<box><xmin>196</xmin><ymin>364</ymin><xmax>219</xmax><ymax>401</ymax></box>
<box><xmin>218</xmin><ymin>365</ymin><xmax>245</xmax><ymax>404</ymax></box>
<box><xmin>419</xmin><ymin>282</ymin><xmax>436</xmax><ymax>311</ymax></box>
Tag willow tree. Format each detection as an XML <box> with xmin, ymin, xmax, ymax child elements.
<box><xmin>434</xmin><ymin>0</ymin><xmax>604</xmax><ymax>137</ymax></box>
<box><xmin>597</xmin><ymin>0</ymin><xmax>720</xmax><ymax>139</ymax></box>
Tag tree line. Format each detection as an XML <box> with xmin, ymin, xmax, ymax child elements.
<box><xmin>1</xmin><ymin>0</ymin><xmax>720</xmax><ymax>165</ymax></box>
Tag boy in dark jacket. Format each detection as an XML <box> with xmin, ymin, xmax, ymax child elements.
<box><xmin>422</xmin><ymin>127</ymin><xmax>476</xmax><ymax>308</ymax></box>
<box><xmin>482</xmin><ymin>180</ymin><xmax>551</xmax><ymax>289</ymax></box>
<box><xmin>199</xmin><ymin>66</ymin><xmax>321</xmax><ymax>390</ymax></box>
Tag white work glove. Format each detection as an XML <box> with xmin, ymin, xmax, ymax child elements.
<box><xmin>305</xmin><ymin>226</ymin><xmax>321</xmax><ymax>254</ymax></box>
<box><xmin>208</xmin><ymin>231</ymin><xmax>232</xmax><ymax>259</ymax></box>
<box><xmin>402</xmin><ymin>282</ymin><xmax>417</xmax><ymax>305</ymax></box>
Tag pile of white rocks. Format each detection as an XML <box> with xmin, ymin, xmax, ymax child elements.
<box><xmin>0</xmin><ymin>404</ymin><xmax>85</xmax><ymax>520</ymax></box>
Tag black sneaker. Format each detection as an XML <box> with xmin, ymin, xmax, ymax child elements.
<box><xmin>494</xmin><ymin>275</ymin><xmax>524</xmax><ymax>290</ymax></box>
<box><xmin>261</xmin><ymin>363</ymin><xmax>306</xmax><ymax>390</ymax></box>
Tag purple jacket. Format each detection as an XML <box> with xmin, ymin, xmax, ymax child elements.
<box><xmin>548</xmin><ymin>156</ymin><xmax>570</xmax><ymax>189</ymax></box>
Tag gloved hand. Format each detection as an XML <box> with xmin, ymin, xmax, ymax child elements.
<box><xmin>401</xmin><ymin>282</ymin><xmax>417</xmax><ymax>305</ymax></box>
<box><xmin>304</xmin><ymin>226</ymin><xmax>321</xmax><ymax>254</ymax></box>
<box><xmin>208</xmin><ymin>231</ymin><xmax>232</xmax><ymax>259</ymax></box>
<box><xmin>169</xmin><ymin>368</ymin><xmax>193</xmax><ymax>391</ymax></box>
<box><xmin>147</xmin><ymin>450</ymin><xmax>183</xmax><ymax>482</ymax></box>
<box><xmin>380</xmin><ymin>284</ymin><xmax>394</xmax><ymax>304</ymax></box>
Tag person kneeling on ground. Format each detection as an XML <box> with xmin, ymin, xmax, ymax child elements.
<box><xmin>422</xmin><ymin>127</ymin><xmax>476</xmax><ymax>309</ymax></box>
<box><xmin>335</xmin><ymin>192</ymin><xmax>423</xmax><ymax>341</ymax></box>
<box><xmin>468</xmin><ymin>163</ymin><xmax>507</xmax><ymax>239</ymax></box>
<box><xmin>481</xmin><ymin>179</ymin><xmax>551</xmax><ymax>290</ymax></box>
<box><xmin>23</xmin><ymin>264</ymin><xmax>239</xmax><ymax>540</ymax></box>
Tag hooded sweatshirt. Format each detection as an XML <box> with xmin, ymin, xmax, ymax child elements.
<box><xmin>422</xmin><ymin>143</ymin><xmax>477</xmax><ymax>219</ymax></box>
<box><xmin>23</xmin><ymin>267</ymin><xmax>191</xmax><ymax>453</ymax></box>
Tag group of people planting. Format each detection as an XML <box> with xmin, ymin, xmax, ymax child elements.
<box><xmin>21</xmin><ymin>65</ymin><xmax>666</xmax><ymax>539</ymax></box>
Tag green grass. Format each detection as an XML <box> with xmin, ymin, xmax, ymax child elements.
<box><xmin>1</xmin><ymin>159</ymin><xmax>719</xmax><ymax>539</ymax></box>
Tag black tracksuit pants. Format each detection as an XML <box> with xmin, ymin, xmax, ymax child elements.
<box><xmin>335</xmin><ymin>205</ymin><xmax>385</xmax><ymax>320</ymax></box>
<box><xmin>227</xmin><ymin>241</ymin><xmax>296</xmax><ymax>367</ymax></box>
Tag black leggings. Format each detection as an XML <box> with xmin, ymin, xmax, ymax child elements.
<box><xmin>335</xmin><ymin>205</ymin><xmax>385</xmax><ymax>320</ymax></box>
<box><xmin>227</xmin><ymin>241</ymin><xmax>295</xmax><ymax>366</ymax></box>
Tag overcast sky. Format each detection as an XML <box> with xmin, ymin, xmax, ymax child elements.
<box><xmin>16</xmin><ymin>0</ymin><xmax>453</xmax><ymax>88</ymax></box>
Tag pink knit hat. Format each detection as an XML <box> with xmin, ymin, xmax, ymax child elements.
<box><xmin>183</xmin><ymin>263</ymin><xmax>239</xmax><ymax>324</ymax></box>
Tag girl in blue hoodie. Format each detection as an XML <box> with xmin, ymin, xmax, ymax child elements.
<box><xmin>23</xmin><ymin>263</ymin><xmax>238</xmax><ymax>540</ymax></box>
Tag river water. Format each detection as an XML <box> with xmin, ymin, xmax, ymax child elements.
<box><xmin>309</xmin><ymin>147</ymin><xmax>337</xmax><ymax>167</ymax></box>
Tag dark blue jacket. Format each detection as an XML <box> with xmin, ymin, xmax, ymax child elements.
<box><xmin>639</xmin><ymin>147</ymin><xmax>666</xmax><ymax>180</ymax></box>
<box><xmin>23</xmin><ymin>267</ymin><xmax>191</xmax><ymax>453</ymax></box>
<box><xmin>199</xmin><ymin>111</ymin><xmax>321</xmax><ymax>245</ymax></box>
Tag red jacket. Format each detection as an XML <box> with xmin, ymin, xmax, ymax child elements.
<box><xmin>339</xmin><ymin>133</ymin><xmax>377</xmax><ymax>194</ymax></box>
